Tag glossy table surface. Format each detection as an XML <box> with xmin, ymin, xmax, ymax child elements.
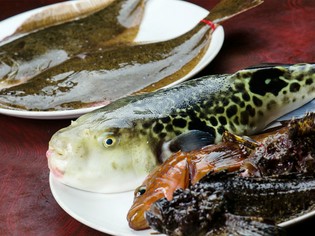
<box><xmin>0</xmin><ymin>0</ymin><xmax>314</xmax><ymax>235</ymax></box>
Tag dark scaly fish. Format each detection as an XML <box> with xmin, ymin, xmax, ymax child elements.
<box><xmin>241</xmin><ymin>112</ymin><xmax>315</xmax><ymax>177</ymax></box>
<box><xmin>0</xmin><ymin>0</ymin><xmax>145</xmax><ymax>89</ymax></box>
<box><xmin>46</xmin><ymin>63</ymin><xmax>315</xmax><ymax>193</ymax></box>
<box><xmin>0</xmin><ymin>0</ymin><xmax>263</xmax><ymax>110</ymax></box>
<box><xmin>146</xmin><ymin>172</ymin><xmax>315</xmax><ymax>236</ymax></box>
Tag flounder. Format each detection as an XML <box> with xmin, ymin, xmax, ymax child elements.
<box><xmin>47</xmin><ymin>63</ymin><xmax>315</xmax><ymax>193</ymax></box>
<box><xmin>0</xmin><ymin>0</ymin><xmax>145</xmax><ymax>89</ymax></box>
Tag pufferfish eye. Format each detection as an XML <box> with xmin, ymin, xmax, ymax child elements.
<box><xmin>99</xmin><ymin>133</ymin><xmax>117</xmax><ymax>148</ymax></box>
<box><xmin>99</xmin><ymin>132</ymin><xmax>119</xmax><ymax>148</ymax></box>
<box><xmin>135</xmin><ymin>186</ymin><xmax>146</xmax><ymax>197</ymax></box>
<box><xmin>102</xmin><ymin>136</ymin><xmax>116</xmax><ymax>148</ymax></box>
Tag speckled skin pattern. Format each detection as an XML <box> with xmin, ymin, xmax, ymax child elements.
<box><xmin>116</xmin><ymin>63</ymin><xmax>315</xmax><ymax>149</ymax></box>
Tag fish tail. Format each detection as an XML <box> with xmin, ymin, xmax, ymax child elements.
<box><xmin>206</xmin><ymin>0</ymin><xmax>264</xmax><ymax>23</ymax></box>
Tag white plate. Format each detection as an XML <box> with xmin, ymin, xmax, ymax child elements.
<box><xmin>49</xmin><ymin>173</ymin><xmax>159</xmax><ymax>236</ymax></box>
<box><xmin>49</xmin><ymin>172</ymin><xmax>315</xmax><ymax>236</ymax></box>
<box><xmin>0</xmin><ymin>0</ymin><xmax>224</xmax><ymax>120</ymax></box>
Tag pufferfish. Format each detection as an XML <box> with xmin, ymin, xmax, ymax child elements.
<box><xmin>47</xmin><ymin>63</ymin><xmax>315</xmax><ymax>193</ymax></box>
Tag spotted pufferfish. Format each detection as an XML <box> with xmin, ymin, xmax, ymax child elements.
<box><xmin>47</xmin><ymin>63</ymin><xmax>315</xmax><ymax>193</ymax></box>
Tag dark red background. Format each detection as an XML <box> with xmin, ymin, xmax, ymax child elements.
<box><xmin>0</xmin><ymin>0</ymin><xmax>314</xmax><ymax>235</ymax></box>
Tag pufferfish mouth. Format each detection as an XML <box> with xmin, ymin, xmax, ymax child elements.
<box><xmin>46</xmin><ymin>148</ymin><xmax>65</xmax><ymax>178</ymax></box>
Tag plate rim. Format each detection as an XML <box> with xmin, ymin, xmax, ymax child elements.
<box><xmin>49</xmin><ymin>173</ymin><xmax>119</xmax><ymax>236</ymax></box>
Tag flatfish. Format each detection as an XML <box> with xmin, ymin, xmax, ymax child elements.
<box><xmin>0</xmin><ymin>0</ymin><xmax>145</xmax><ymax>89</ymax></box>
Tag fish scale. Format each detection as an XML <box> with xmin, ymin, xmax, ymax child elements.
<box><xmin>47</xmin><ymin>63</ymin><xmax>315</xmax><ymax>193</ymax></box>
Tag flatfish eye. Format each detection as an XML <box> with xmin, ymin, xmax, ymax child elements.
<box><xmin>135</xmin><ymin>186</ymin><xmax>146</xmax><ymax>197</ymax></box>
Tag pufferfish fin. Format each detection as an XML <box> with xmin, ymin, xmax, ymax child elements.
<box><xmin>169</xmin><ymin>130</ymin><xmax>215</xmax><ymax>153</ymax></box>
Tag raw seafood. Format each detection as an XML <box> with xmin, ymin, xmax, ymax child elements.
<box><xmin>46</xmin><ymin>63</ymin><xmax>315</xmax><ymax>193</ymax></box>
<box><xmin>127</xmin><ymin>113</ymin><xmax>314</xmax><ymax>230</ymax></box>
<box><xmin>0</xmin><ymin>0</ymin><xmax>263</xmax><ymax>110</ymax></box>
<box><xmin>146</xmin><ymin>172</ymin><xmax>315</xmax><ymax>236</ymax></box>
<box><xmin>146</xmin><ymin>113</ymin><xmax>315</xmax><ymax>235</ymax></box>
<box><xmin>0</xmin><ymin>0</ymin><xmax>145</xmax><ymax>89</ymax></box>
<box><xmin>127</xmin><ymin>132</ymin><xmax>253</xmax><ymax>230</ymax></box>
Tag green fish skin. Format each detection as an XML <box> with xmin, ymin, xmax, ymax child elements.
<box><xmin>0</xmin><ymin>0</ymin><xmax>145</xmax><ymax>89</ymax></box>
<box><xmin>46</xmin><ymin>63</ymin><xmax>315</xmax><ymax>193</ymax></box>
<box><xmin>0</xmin><ymin>21</ymin><xmax>214</xmax><ymax>111</ymax></box>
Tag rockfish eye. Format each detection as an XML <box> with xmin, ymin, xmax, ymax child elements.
<box><xmin>135</xmin><ymin>186</ymin><xmax>146</xmax><ymax>197</ymax></box>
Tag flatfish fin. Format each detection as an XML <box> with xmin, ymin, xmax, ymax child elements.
<box><xmin>208</xmin><ymin>0</ymin><xmax>264</xmax><ymax>23</ymax></box>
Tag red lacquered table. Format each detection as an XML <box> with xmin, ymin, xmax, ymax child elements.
<box><xmin>0</xmin><ymin>0</ymin><xmax>314</xmax><ymax>235</ymax></box>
